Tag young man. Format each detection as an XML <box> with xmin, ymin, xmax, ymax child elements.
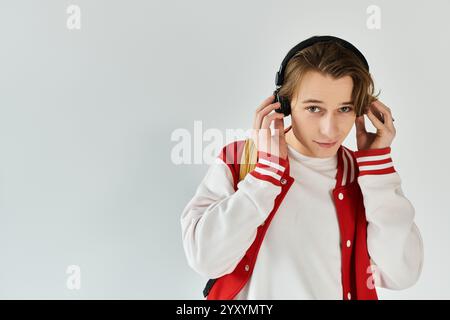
<box><xmin>181</xmin><ymin>38</ymin><xmax>423</xmax><ymax>300</ymax></box>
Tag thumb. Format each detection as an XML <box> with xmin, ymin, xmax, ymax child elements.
<box><xmin>273</xmin><ymin>116</ymin><xmax>285</xmax><ymax>137</ymax></box>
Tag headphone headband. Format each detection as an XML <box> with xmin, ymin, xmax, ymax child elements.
<box><xmin>275</xmin><ymin>35</ymin><xmax>369</xmax><ymax>87</ymax></box>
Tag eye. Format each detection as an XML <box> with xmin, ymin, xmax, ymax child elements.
<box><xmin>339</xmin><ymin>106</ymin><xmax>354</xmax><ymax>113</ymax></box>
<box><xmin>306</xmin><ymin>106</ymin><xmax>321</xmax><ymax>113</ymax></box>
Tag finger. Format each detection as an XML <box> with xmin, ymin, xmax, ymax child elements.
<box><xmin>372</xmin><ymin>100</ymin><xmax>395</xmax><ymax>130</ymax></box>
<box><xmin>273</xmin><ymin>116</ymin><xmax>285</xmax><ymax>137</ymax></box>
<box><xmin>366</xmin><ymin>108</ymin><xmax>386</xmax><ymax>131</ymax></box>
<box><xmin>355</xmin><ymin>114</ymin><xmax>367</xmax><ymax>134</ymax></box>
<box><xmin>368</xmin><ymin>103</ymin><xmax>385</xmax><ymax>123</ymax></box>
<box><xmin>254</xmin><ymin>102</ymin><xmax>281</xmax><ymax>129</ymax></box>
<box><xmin>256</xmin><ymin>94</ymin><xmax>276</xmax><ymax>113</ymax></box>
<box><xmin>261</xmin><ymin>111</ymin><xmax>284</xmax><ymax>129</ymax></box>
<box><xmin>373</xmin><ymin>100</ymin><xmax>392</xmax><ymax>119</ymax></box>
<box><xmin>373</xmin><ymin>99</ymin><xmax>392</xmax><ymax>113</ymax></box>
<box><xmin>253</xmin><ymin>95</ymin><xmax>276</xmax><ymax>129</ymax></box>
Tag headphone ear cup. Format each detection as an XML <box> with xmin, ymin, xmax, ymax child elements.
<box><xmin>279</xmin><ymin>96</ymin><xmax>291</xmax><ymax>116</ymax></box>
<box><xmin>273</xmin><ymin>91</ymin><xmax>291</xmax><ymax>116</ymax></box>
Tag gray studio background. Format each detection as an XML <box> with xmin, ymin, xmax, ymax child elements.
<box><xmin>0</xmin><ymin>0</ymin><xmax>448</xmax><ymax>299</ymax></box>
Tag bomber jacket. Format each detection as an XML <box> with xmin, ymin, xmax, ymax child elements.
<box><xmin>180</xmin><ymin>125</ymin><xmax>424</xmax><ymax>300</ymax></box>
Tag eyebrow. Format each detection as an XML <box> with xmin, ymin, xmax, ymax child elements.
<box><xmin>301</xmin><ymin>99</ymin><xmax>354</xmax><ymax>105</ymax></box>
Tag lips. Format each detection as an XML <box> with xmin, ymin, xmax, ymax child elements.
<box><xmin>314</xmin><ymin>140</ymin><xmax>337</xmax><ymax>148</ymax></box>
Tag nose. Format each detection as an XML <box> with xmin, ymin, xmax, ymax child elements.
<box><xmin>318</xmin><ymin>114</ymin><xmax>339</xmax><ymax>141</ymax></box>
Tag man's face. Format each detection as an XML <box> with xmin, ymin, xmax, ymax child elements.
<box><xmin>289</xmin><ymin>70</ymin><xmax>356</xmax><ymax>158</ymax></box>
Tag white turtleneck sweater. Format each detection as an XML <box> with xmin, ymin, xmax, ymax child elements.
<box><xmin>234</xmin><ymin>144</ymin><xmax>342</xmax><ymax>299</ymax></box>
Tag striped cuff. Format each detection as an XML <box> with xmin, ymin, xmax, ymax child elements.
<box><xmin>249</xmin><ymin>151</ymin><xmax>289</xmax><ymax>186</ymax></box>
<box><xmin>354</xmin><ymin>147</ymin><xmax>396</xmax><ymax>176</ymax></box>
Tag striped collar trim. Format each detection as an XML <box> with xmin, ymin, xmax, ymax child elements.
<box><xmin>335</xmin><ymin>145</ymin><xmax>357</xmax><ymax>188</ymax></box>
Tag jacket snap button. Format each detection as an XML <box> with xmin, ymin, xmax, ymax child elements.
<box><xmin>338</xmin><ymin>192</ymin><xmax>344</xmax><ymax>200</ymax></box>
<box><xmin>280</xmin><ymin>178</ymin><xmax>287</xmax><ymax>185</ymax></box>
<box><xmin>346</xmin><ymin>240</ymin><xmax>351</xmax><ymax>248</ymax></box>
<box><xmin>347</xmin><ymin>292</ymin><xmax>351</xmax><ymax>300</ymax></box>
<box><xmin>244</xmin><ymin>264</ymin><xmax>250</xmax><ymax>271</ymax></box>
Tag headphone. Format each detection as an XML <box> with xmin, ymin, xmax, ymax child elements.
<box><xmin>273</xmin><ymin>35</ymin><xmax>370</xmax><ymax>117</ymax></box>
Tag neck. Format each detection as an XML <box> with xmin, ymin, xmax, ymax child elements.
<box><xmin>285</xmin><ymin>127</ymin><xmax>316</xmax><ymax>157</ymax></box>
